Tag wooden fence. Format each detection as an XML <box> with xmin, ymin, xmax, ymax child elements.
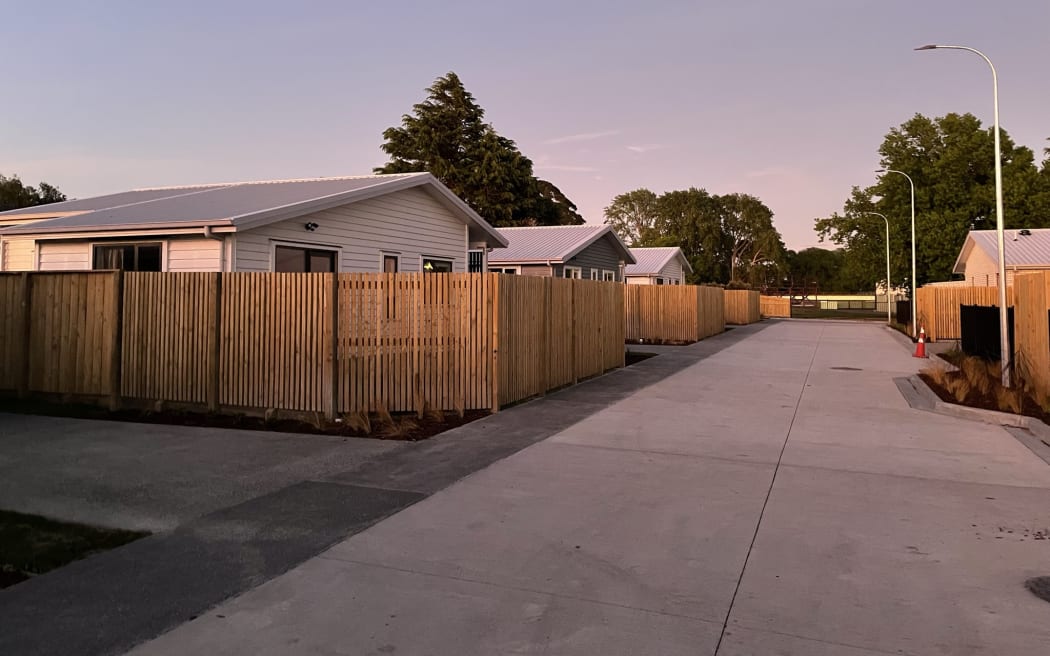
<box><xmin>1013</xmin><ymin>272</ymin><xmax>1050</xmax><ymax>402</ymax></box>
<box><xmin>915</xmin><ymin>285</ymin><xmax>1016</xmax><ymax>341</ymax></box>
<box><xmin>759</xmin><ymin>295</ymin><xmax>791</xmax><ymax>318</ymax></box>
<box><xmin>0</xmin><ymin>272</ymin><xmax>625</xmax><ymax>418</ymax></box>
<box><xmin>624</xmin><ymin>284</ymin><xmax>724</xmax><ymax>343</ymax></box>
<box><xmin>724</xmin><ymin>290</ymin><xmax>761</xmax><ymax>325</ymax></box>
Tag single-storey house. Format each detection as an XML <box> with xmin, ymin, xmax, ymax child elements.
<box><xmin>0</xmin><ymin>173</ymin><xmax>507</xmax><ymax>273</ymax></box>
<box><xmin>487</xmin><ymin>225</ymin><xmax>635</xmax><ymax>281</ymax></box>
<box><xmin>624</xmin><ymin>246</ymin><xmax>692</xmax><ymax>285</ymax></box>
<box><xmin>952</xmin><ymin>228</ymin><xmax>1050</xmax><ymax>286</ymax></box>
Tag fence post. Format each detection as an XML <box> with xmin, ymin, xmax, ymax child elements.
<box><xmin>17</xmin><ymin>272</ymin><xmax>31</xmax><ymax>399</ymax></box>
<box><xmin>108</xmin><ymin>270</ymin><xmax>124</xmax><ymax>411</ymax></box>
<box><xmin>571</xmin><ymin>280</ymin><xmax>578</xmax><ymax>385</ymax></box>
<box><xmin>329</xmin><ymin>271</ymin><xmax>339</xmax><ymax>421</ymax></box>
<box><xmin>490</xmin><ymin>273</ymin><xmax>500</xmax><ymax>413</ymax></box>
<box><xmin>207</xmin><ymin>272</ymin><xmax>222</xmax><ymax>412</ymax></box>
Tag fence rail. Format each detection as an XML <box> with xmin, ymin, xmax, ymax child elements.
<box><xmin>724</xmin><ymin>290</ymin><xmax>761</xmax><ymax>325</ymax></box>
<box><xmin>759</xmin><ymin>295</ymin><xmax>791</xmax><ymax>318</ymax></box>
<box><xmin>624</xmin><ymin>285</ymin><xmax>724</xmax><ymax>342</ymax></box>
<box><xmin>0</xmin><ymin>272</ymin><xmax>624</xmax><ymax>418</ymax></box>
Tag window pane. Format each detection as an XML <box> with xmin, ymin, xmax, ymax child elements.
<box><xmin>93</xmin><ymin>245</ymin><xmax>129</xmax><ymax>270</ymax></box>
<box><xmin>136</xmin><ymin>245</ymin><xmax>162</xmax><ymax>272</ymax></box>
<box><xmin>423</xmin><ymin>258</ymin><xmax>452</xmax><ymax>273</ymax></box>
<box><xmin>275</xmin><ymin>246</ymin><xmax>306</xmax><ymax>272</ymax></box>
<box><xmin>384</xmin><ymin>255</ymin><xmax>399</xmax><ymax>273</ymax></box>
<box><xmin>308</xmin><ymin>250</ymin><xmax>335</xmax><ymax>272</ymax></box>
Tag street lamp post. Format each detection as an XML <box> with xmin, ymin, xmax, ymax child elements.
<box><xmin>862</xmin><ymin>212</ymin><xmax>892</xmax><ymax>325</ymax></box>
<box><xmin>916</xmin><ymin>44</ymin><xmax>1010</xmax><ymax>386</ymax></box>
<box><xmin>875</xmin><ymin>168</ymin><xmax>916</xmax><ymax>337</ymax></box>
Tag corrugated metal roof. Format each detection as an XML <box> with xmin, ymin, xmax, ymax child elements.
<box><xmin>490</xmin><ymin>225</ymin><xmax>634</xmax><ymax>263</ymax></box>
<box><xmin>624</xmin><ymin>247</ymin><xmax>691</xmax><ymax>275</ymax></box>
<box><xmin>0</xmin><ymin>187</ymin><xmax>226</xmax><ymax>216</ymax></box>
<box><xmin>966</xmin><ymin>229</ymin><xmax>1050</xmax><ymax>267</ymax></box>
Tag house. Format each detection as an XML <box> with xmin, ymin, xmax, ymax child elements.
<box><xmin>487</xmin><ymin>225</ymin><xmax>635</xmax><ymax>281</ymax></box>
<box><xmin>624</xmin><ymin>246</ymin><xmax>692</xmax><ymax>285</ymax></box>
<box><xmin>0</xmin><ymin>173</ymin><xmax>507</xmax><ymax>273</ymax></box>
<box><xmin>952</xmin><ymin>228</ymin><xmax>1050</xmax><ymax>286</ymax></box>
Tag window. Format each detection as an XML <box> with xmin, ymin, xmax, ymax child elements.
<box><xmin>590</xmin><ymin>269</ymin><xmax>600</xmax><ymax>280</ymax></box>
<box><xmin>603</xmin><ymin>270</ymin><xmax>616</xmax><ymax>282</ymax></box>
<box><xmin>563</xmin><ymin>266</ymin><xmax>582</xmax><ymax>279</ymax></box>
<box><xmin>422</xmin><ymin>257</ymin><xmax>453</xmax><ymax>273</ymax></box>
<box><xmin>93</xmin><ymin>243</ymin><xmax>162</xmax><ymax>271</ymax></box>
<box><xmin>489</xmin><ymin>267</ymin><xmax>518</xmax><ymax>274</ymax></box>
<box><xmin>382</xmin><ymin>253</ymin><xmax>399</xmax><ymax>273</ymax></box>
<box><xmin>468</xmin><ymin>249</ymin><xmax>485</xmax><ymax>273</ymax></box>
<box><xmin>655</xmin><ymin>277</ymin><xmax>665</xmax><ymax>285</ymax></box>
<box><xmin>274</xmin><ymin>245</ymin><xmax>336</xmax><ymax>272</ymax></box>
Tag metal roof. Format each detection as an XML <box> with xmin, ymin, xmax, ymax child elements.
<box><xmin>954</xmin><ymin>228</ymin><xmax>1050</xmax><ymax>273</ymax></box>
<box><xmin>0</xmin><ymin>173</ymin><xmax>508</xmax><ymax>247</ymax></box>
<box><xmin>489</xmin><ymin>225</ymin><xmax>635</xmax><ymax>264</ymax></box>
<box><xmin>624</xmin><ymin>247</ymin><xmax>693</xmax><ymax>276</ymax></box>
<box><xmin>0</xmin><ymin>187</ymin><xmax>226</xmax><ymax>217</ymax></box>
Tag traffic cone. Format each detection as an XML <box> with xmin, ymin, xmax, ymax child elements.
<box><xmin>913</xmin><ymin>326</ymin><xmax>928</xmax><ymax>358</ymax></box>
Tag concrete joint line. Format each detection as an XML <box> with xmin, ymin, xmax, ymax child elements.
<box><xmin>713</xmin><ymin>327</ymin><xmax>825</xmax><ymax>654</ymax></box>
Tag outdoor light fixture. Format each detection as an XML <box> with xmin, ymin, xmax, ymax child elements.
<box><xmin>875</xmin><ymin>168</ymin><xmax>917</xmax><ymax>338</ymax></box>
<box><xmin>916</xmin><ymin>43</ymin><xmax>1011</xmax><ymax>387</ymax></box>
<box><xmin>304</xmin><ymin>222</ymin><xmax>319</xmax><ymax>232</ymax></box>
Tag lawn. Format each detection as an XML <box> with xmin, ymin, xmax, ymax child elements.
<box><xmin>790</xmin><ymin>307</ymin><xmax>888</xmax><ymax>320</ymax></box>
<box><xmin>0</xmin><ymin>510</ymin><xmax>148</xmax><ymax>589</ymax></box>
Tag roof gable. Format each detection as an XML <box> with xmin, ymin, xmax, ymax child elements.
<box><xmin>625</xmin><ymin>247</ymin><xmax>692</xmax><ymax>276</ymax></box>
<box><xmin>954</xmin><ymin>229</ymin><xmax>1050</xmax><ymax>273</ymax></box>
<box><xmin>490</xmin><ymin>225</ymin><xmax>635</xmax><ymax>264</ymax></box>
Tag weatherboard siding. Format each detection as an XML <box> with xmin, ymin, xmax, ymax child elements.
<box><xmin>659</xmin><ymin>259</ymin><xmax>685</xmax><ymax>284</ymax></box>
<box><xmin>167</xmin><ymin>239</ymin><xmax>223</xmax><ymax>272</ymax></box>
<box><xmin>37</xmin><ymin>242</ymin><xmax>91</xmax><ymax>270</ymax></box>
<box><xmin>563</xmin><ymin>236</ymin><xmax>625</xmax><ymax>281</ymax></box>
<box><xmin>1</xmin><ymin>237</ymin><xmax>36</xmax><ymax>271</ymax></box>
<box><xmin>234</xmin><ymin>187</ymin><xmax>467</xmax><ymax>273</ymax></box>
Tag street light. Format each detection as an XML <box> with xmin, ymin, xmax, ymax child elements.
<box><xmin>875</xmin><ymin>168</ymin><xmax>916</xmax><ymax>337</ymax></box>
<box><xmin>916</xmin><ymin>44</ymin><xmax>1010</xmax><ymax>386</ymax></box>
<box><xmin>862</xmin><ymin>212</ymin><xmax>892</xmax><ymax>325</ymax></box>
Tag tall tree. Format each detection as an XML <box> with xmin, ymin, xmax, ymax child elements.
<box><xmin>0</xmin><ymin>174</ymin><xmax>66</xmax><ymax>212</ymax></box>
<box><xmin>603</xmin><ymin>189</ymin><xmax>659</xmax><ymax>245</ymax></box>
<box><xmin>718</xmin><ymin>193</ymin><xmax>784</xmax><ymax>284</ymax></box>
<box><xmin>376</xmin><ymin>72</ymin><xmax>582</xmax><ymax>226</ymax></box>
<box><xmin>816</xmin><ymin>113</ymin><xmax>1047</xmax><ymax>288</ymax></box>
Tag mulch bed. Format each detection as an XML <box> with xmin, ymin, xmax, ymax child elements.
<box><xmin>0</xmin><ymin>510</ymin><xmax>148</xmax><ymax>590</ymax></box>
<box><xmin>919</xmin><ymin>370</ymin><xmax>1050</xmax><ymax>426</ymax></box>
<box><xmin>0</xmin><ymin>398</ymin><xmax>488</xmax><ymax>441</ymax></box>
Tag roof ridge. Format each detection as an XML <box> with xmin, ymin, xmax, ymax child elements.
<box><xmin>132</xmin><ymin>172</ymin><xmax>423</xmax><ymax>192</ymax></box>
<box><xmin>497</xmin><ymin>224</ymin><xmax>604</xmax><ymax>230</ymax></box>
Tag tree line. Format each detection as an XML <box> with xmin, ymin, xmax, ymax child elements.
<box><xmin>816</xmin><ymin>112</ymin><xmax>1050</xmax><ymax>289</ymax></box>
<box><xmin>1</xmin><ymin>174</ymin><xmax>65</xmax><ymax>212</ymax></box>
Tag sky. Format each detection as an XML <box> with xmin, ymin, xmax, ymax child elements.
<box><xmin>2</xmin><ymin>0</ymin><xmax>1048</xmax><ymax>250</ymax></box>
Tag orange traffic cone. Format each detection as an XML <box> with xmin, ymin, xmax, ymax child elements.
<box><xmin>913</xmin><ymin>326</ymin><xmax>928</xmax><ymax>358</ymax></box>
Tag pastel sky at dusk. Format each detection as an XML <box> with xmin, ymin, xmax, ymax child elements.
<box><xmin>3</xmin><ymin>0</ymin><xmax>1048</xmax><ymax>249</ymax></box>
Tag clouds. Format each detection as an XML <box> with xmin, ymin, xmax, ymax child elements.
<box><xmin>625</xmin><ymin>144</ymin><xmax>667</xmax><ymax>154</ymax></box>
<box><xmin>542</xmin><ymin>130</ymin><xmax>621</xmax><ymax>145</ymax></box>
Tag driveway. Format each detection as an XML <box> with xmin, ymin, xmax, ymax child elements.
<box><xmin>0</xmin><ymin>414</ymin><xmax>403</xmax><ymax>532</ymax></box>
<box><xmin>125</xmin><ymin>320</ymin><xmax>1050</xmax><ymax>656</ymax></box>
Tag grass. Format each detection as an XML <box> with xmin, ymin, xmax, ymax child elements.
<box><xmin>0</xmin><ymin>510</ymin><xmax>148</xmax><ymax>589</ymax></box>
<box><xmin>790</xmin><ymin>307</ymin><xmax>887</xmax><ymax>320</ymax></box>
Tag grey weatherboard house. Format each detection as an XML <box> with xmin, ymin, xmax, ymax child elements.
<box><xmin>487</xmin><ymin>225</ymin><xmax>636</xmax><ymax>281</ymax></box>
<box><xmin>0</xmin><ymin>173</ymin><xmax>508</xmax><ymax>274</ymax></box>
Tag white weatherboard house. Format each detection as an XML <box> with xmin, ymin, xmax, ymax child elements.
<box><xmin>0</xmin><ymin>173</ymin><xmax>507</xmax><ymax>273</ymax></box>
<box><xmin>624</xmin><ymin>246</ymin><xmax>692</xmax><ymax>285</ymax></box>
<box><xmin>487</xmin><ymin>225</ymin><xmax>635</xmax><ymax>281</ymax></box>
<box><xmin>952</xmin><ymin>228</ymin><xmax>1050</xmax><ymax>286</ymax></box>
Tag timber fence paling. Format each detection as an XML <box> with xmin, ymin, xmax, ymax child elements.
<box><xmin>623</xmin><ymin>284</ymin><xmax>726</xmax><ymax>343</ymax></box>
<box><xmin>724</xmin><ymin>290</ymin><xmax>761</xmax><ymax>325</ymax></box>
<box><xmin>0</xmin><ymin>273</ymin><xmax>28</xmax><ymax>391</ymax></box>
<box><xmin>1013</xmin><ymin>272</ymin><xmax>1050</xmax><ymax>401</ymax></box>
<box><xmin>760</xmin><ymin>295</ymin><xmax>791</xmax><ymax>318</ymax></box>
<box><xmin>915</xmin><ymin>285</ymin><xmax>1016</xmax><ymax>342</ymax></box>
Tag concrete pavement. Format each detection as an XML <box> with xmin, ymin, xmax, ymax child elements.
<box><xmin>126</xmin><ymin>320</ymin><xmax>1050</xmax><ymax>656</ymax></box>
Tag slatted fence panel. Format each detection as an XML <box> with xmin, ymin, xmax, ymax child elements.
<box><xmin>1013</xmin><ymin>272</ymin><xmax>1050</xmax><ymax>401</ymax></box>
<box><xmin>916</xmin><ymin>285</ymin><xmax>1015</xmax><ymax>341</ymax></box>
<box><xmin>573</xmin><ymin>280</ymin><xmax>606</xmax><ymax>381</ymax></box>
<box><xmin>760</xmin><ymin>295</ymin><xmax>791</xmax><ymax>318</ymax></box>
<box><xmin>699</xmin><ymin>286</ymin><xmax>725</xmax><ymax>338</ymax></box>
<box><xmin>548</xmin><ymin>278</ymin><xmax>575</xmax><ymax>389</ymax></box>
<box><xmin>724</xmin><ymin>290</ymin><xmax>761</xmax><ymax>325</ymax></box>
<box><xmin>0</xmin><ymin>274</ymin><xmax>27</xmax><ymax>390</ymax></box>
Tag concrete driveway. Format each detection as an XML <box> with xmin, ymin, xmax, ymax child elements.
<box><xmin>126</xmin><ymin>320</ymin><xmax>1050</xmax><ymax>656</ymax></box>
<box><xmin>0</xmin><ymin>414</ymin><xmax>403</xmax><ymax>532</ymax></box>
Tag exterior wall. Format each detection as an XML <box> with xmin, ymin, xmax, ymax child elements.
<box><xmin>518</xmin><ymin>264</ymin><xmax>552</xmax><ymax>276</ymax></box>
<box><xmin>24</xmin><ymin>237</ymin><xmax>224</xmax><ymax>272</ymax></box>
<box><xmin>625</xmin><ymin>275</ymin><xmax>655</xmax><ymax>285</ymax></box>
<box><xmin>658</xmin><ymin>258</ymin><xmax>685</xmax><ymax>284</ymax></box>
<box><xmin>38</xmin><ymin>241</ymin><xmax>91</xmax><ymax>270</ymax></box>
<box><xmin>166</xmin><ymin>239</ymin><xmax>223</xmax><ymax>272</ymax></box>
<box><xmin>562</xmin><ymin>236</ymin><xmax>625</xmax><ymax>281</ymax></box>
<box><xmin>0</xmin><ymin>237</ymin><xmax>36</xmax><ymax>271</ymax></box>
<box><xmin>234</xmin><ymin>186</ymin><xmax>467</xmax><ymax>273</ymax></box>
<box><xmin>960</xmin><ymin>246</ymin><xmax>998</xmax><ymax>285</ymax></box>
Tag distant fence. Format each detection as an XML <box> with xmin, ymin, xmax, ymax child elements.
<box><xmin>625</xmin><ymin>285</ymin><xmax>724</xmax><ymax>343</ymax></box>
<box><xmin>724</xmin><ymin>290</ymin><xmax>761</xmax><ymax>325</ymax></box>
<box><xmin>915</xmin><ymin>285</ymin><xmax>1015</xmax><ymax>341</ymax></box>
<box><xmin>759</xmin><ymin>295</ymin><xmax>791</xmax><ymax>318</ymax></box>
<box><xmin>0</xmin><ymin>272</ymin><xmax>625</xmax><ymax>418</ymax></box>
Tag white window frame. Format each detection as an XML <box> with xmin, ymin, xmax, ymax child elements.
<box><xmin>603</xmin><ymin>270</ymin><xmax>616</xmax><ymax>282</ymax></box>
<box><xmin>488</xmin><ymin>265</ymin><xmax>520</xmax><ymax>274</ymax></box>
<box><xmin>270</xmin><ymin>240</ymin><xmax>341</xmax><ymax>272</ymax></box>
<box><xmin>590</xmin><ymin>269</ymin><xmax>600</xmax><ymax>280</ymax></box>
<box><xmin>421</xmin><ymin>255</ymin><xmax>454</xmax><ymax>273</ymax></box>
<box><xmin>563</xmin><ymin>265</ymin><xmax>582</xmax><ymax>279</ymax></box>
<box><xmin>380</xmin><ymin>251</ymin><xmax>401</xmax><ymax>273</ymax></box>
<box><xmin>655</xmin><ymin>277</ymin><xmax>665</xmax><ymax>285</ymax></box>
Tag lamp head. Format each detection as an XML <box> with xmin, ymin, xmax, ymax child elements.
<box><xmin>875</xmin><ymin>169</ymin><xmax>886</xmax><ymax>173</ymax></box>
<box><xmin>914</xmin><ymin>44</ymin><xmax>939</xmax><ymax>51</ymax></box>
